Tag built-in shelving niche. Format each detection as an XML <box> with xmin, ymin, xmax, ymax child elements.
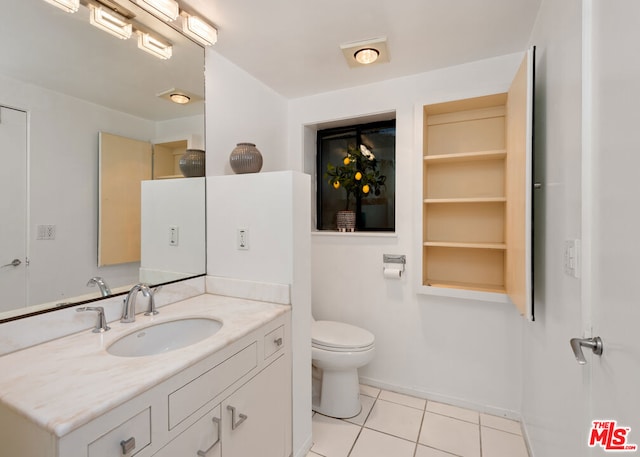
<box><xmin>419</xmin><ymin>48</ymin><xmax>535</xmax><ymax>320</ymax></box>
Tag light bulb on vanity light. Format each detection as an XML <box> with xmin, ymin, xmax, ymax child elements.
<box><xmin>42</xmin><ymin>0</ymin><xmax>79</xmax><ymax>13</ymax></box>
<box><xmin>181</xmin><ymin>13</ymin><xmax>217</xmax><ymax>46</ymax></box>
<box><xmin>132</xmin><ymin>0</ymin><xmax>179</xmax><ymax>22</ymax></box>
<box><xmin>89</xmin><ymin>4</ymin><xmax>132</xmax><ymax>40</ymax></box>
<box><xmin>137</xmin><ymin>32</ymin><xmax>173</xmax><ymax>59</ymax></box>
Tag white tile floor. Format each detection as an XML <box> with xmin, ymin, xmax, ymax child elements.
<box><xmin>307</xmin><ymin>385</ymin><xmax>529</xmax><ymax>457</ymax></box>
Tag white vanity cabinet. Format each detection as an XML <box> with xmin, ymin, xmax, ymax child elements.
<box><xmin>0</xmin><ymin>302</ymin><xmax>291</xmax><ymax>457</ymax></box>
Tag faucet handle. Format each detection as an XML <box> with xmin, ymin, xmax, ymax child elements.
<box><xmin>143</xmin><ymin>285</ymin><xmax>161</xmax><ymax>316</ymax></box>
<box><xmin>77</xmin><ymin>306</ymin><xmax>110</xmax><ymax>333</ymax></box>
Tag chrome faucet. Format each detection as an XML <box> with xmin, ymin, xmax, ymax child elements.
<box><xmin>121</xmin><ymin>283</ymin><xmax>152</xmax><ymax>323</ymax></box>
<box><xmin>87</xmin><ymin>276</ymin><xmax>111</xmax><ymax>297</ymax></box>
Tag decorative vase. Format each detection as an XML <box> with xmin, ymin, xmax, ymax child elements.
<box><xmin>336</xmin><ymin>210</ymin><xmax>356</xmax><ymax>232</ymax></box>
<box><xmin>229</xmin><ymin>142</ymin><xmax>263</xmax><ymax>174</ymax></box>
<box><xmin>178</xmin><ymin>149</ymin><xmax>205</xmax><ymax>177</ymax></box>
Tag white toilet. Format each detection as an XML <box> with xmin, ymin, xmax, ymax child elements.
<box><xmin>311</xmin><ymin>320</ymin><xmax>375</xmax><ymax>418</ymax></box>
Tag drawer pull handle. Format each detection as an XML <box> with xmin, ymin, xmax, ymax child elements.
<box><xmin>227</xmin><ymin>405</ymin><xmax>248</xmax><ymax>430</ymax></box>
<box><xmin>120</xmin><ymin>437</ymin><xmax>136</xmax><ymax>455</ymax></box>
<box><xmin>274</xmin><ymin>337</ymin><xmax>283</xmax><ymax>347</ymax></box>
<box><xmin>197</xmin><ymin>417</ymin><xmax>221</xmax><ymax>457</ymax></box>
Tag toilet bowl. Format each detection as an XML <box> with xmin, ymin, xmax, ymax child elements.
<box><xmin>311</xmin><ymin>320</ymin><xmax>375</xmax><ymax>418</ymax></box>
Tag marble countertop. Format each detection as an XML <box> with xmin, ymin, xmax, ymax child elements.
<box><xmin>0</xmin><ymin>294</ymin><xmax>289</xmax><ymax>438</ymax></box>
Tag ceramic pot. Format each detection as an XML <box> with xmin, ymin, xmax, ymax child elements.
<box><xmin>179</xmin><ymin>149</ymin><xmax>205</xmax><ymax>177</ymax></box>
<box><xmin>336</xmin><ymin>210</ymin><xmax>356</xmax><ymax>232</ymax></box>
<box><xmin>229</xmin><ymin>142</ymin><xmax>263</xmax><ymax>174</ymax></box>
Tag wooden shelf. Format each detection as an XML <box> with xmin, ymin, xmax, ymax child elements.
<box><xmin>423</xmin><ymin>279</ymin><xmax>506</xmax><ymax>294</ymax></box>
<box><xmin>424</xmin><ymin>197</ymin><xmax>506</xmax><ymax>204</ymax></box>
<box><xmin>424</xmin><ymin>241</ymin><xmax>506</xmax><ymax>250</ymax></box>
<box><xmin>423</xmin><ymin>150</ymin><xmax>506</xmax><ymax>163</ymax></box>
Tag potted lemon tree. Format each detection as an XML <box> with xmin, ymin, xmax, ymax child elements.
<box><xmin>325</xmin><ymin>143</ymin><xmax>386</xmax><ymax>231</ymax></box>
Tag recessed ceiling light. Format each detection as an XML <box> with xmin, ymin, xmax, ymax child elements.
<box><xmin>354</xmin><ymin>48</ymin><xmax>380</xmax><ymax>65</ymax></box>
<box><xmin>170</xmin><ymin>93</ymin><xmax>190</xmax><ymax>104</ymax></box>
<box><xmin>157</xmin><ymin>88</ymin><xmax>203</xmax><ymax>105</ymax></box>
<box><xmin>340</xmin><ymin>37</ymin><xmax>389</xmax><ymax>68</ymax></box>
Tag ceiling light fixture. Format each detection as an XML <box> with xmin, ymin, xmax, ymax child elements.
<box><xmin>340</xmin><ymin>37</ymin><xmax>389</xmax><ymax>68</ymax></box>
<box><xmin>137</xmin><ymin>32</ymin><xmax>173</xmax><ymax>59</ymax></box>
<box><xmin>132</xmin><ymin>0</ymin><xmax>179</xmax><ymax>22</ymax></box>
<box><xmin>354</xmin><ymin>48</ymin><xmax>380</xmax><ymax>65</ymax></box>
<box><xmin>181</xmin><ymin>13</ymin><xmax>217</xmax><ymax>46</ymax></box>
<box><xmin>42</xmin><ymin>0</ymin><xmax>79</xmax><ymax>13</ymax></box>
<box><xmin>170</xmin><ymin>93</ymin><xmax>191</xmax><ymax>104</ymax></box>
<box><xmin>89</xmin><ymin>4</ymin><xmax>132</xmax><ymax>40</ymax></box>
<box><xmin>156</xmin><ymin>88</ymin><xmax>203</xmax><ymax>104</ymax></box>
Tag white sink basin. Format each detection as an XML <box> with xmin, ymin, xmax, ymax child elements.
<box><xmin>107</xmin><ymin>318</ymin><xmax>223</xmax><ymax>357</ymax></box>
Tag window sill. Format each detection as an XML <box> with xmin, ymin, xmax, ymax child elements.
<box><xmin>311</xmin><ymin>231</ymin><xmax>398</xmax><ymax>239</ymax></box>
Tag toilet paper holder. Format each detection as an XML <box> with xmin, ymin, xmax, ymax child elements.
<box><xmin>382</xmin><ymin>254</ymin><xmax>406</xmax><ymax>273</ymax></box>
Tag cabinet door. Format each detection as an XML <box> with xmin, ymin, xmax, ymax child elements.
<box><xmin>154</xmin><ymin>406</ymin><xmax>221</xmax><ymax>457</ymax></box>
<box><xmin>505</xmin><ymin>46</ymin><xmax>535</xmax><ymax>321</ymax></box>
<box><xmin>222</xmin><ymin>357</ymin><xmax>287</xmax><ymax>457</ymax></box>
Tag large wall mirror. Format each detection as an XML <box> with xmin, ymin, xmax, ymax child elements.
<box><xmin>0</xmin><ymin>0</ymin><xmax>206</xmax><ymax>322</ymax></box>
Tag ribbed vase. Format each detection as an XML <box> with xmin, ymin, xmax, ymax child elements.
<box><xmin>178</xmin><ymin>149</ymin><xmax>206</xmax><ymax>177</ymax></box>
<box><xmin>229</xmin><ymin>142</ymin><xmax>263</xmax><ymax>174</ymax></box>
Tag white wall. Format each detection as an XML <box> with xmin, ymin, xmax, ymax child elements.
<box><xmin>521</xmin><ymin>1</ymin><xmax>586</xmax><ymax>456</ymax></box>
<box><xmin>287</xmin><ymin>54</ymin><xmax>527</xmax><ymax>415</ymax></box>
<box><xmin>140</xmin><ymin>177</ymin><xmax>206</xmax><ymax>283</ymax></box>
<box><xmin>0</xmin><ymin>74</ymin><xmax>205</xmax><ymax>310</ymax></box>
<box><xmin>206</xmin><ymin>172</ymin><xmax>312</xmax><ymax>457</ymax></box>
<box><xmin>0</xmin><ymin>74</ymin><xmax>152</xmax><ymax>306</ymax></box>
<box><xmin>205</xmin><ymin>51</ymin><xmax>288</xmax><ymax>176</ymax></box>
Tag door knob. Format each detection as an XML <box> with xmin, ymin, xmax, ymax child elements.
<box><xmin>1</xmin><ymin>259</ymin><xmax>21</xmax><ymax>268</ymax></box>
<box><xmin>570</xmin><ymin>336</ymin><xmax>603</xmax><ymax>365</ymax></box>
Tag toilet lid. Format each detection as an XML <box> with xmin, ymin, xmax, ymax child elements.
<box><xmin>312</xmin><ymin>320</ymin><xmax>375</xmax><ymax>350</ymax></box>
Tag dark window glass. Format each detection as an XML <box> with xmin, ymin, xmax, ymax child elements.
<box><xmin>317</xmin><ymin>120</ymin><xmax>396</xmax><ymax>231</ymax></box>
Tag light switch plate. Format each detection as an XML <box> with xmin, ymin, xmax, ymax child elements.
<box><xmin>237</xmin><ymin>228</ymin><xmax>249</xmax><ymax>250</ymax></box>
<box><xmin>564</xmin><ymin>239</ymin><xmax>580</xmax><ymax>278</ymax></box>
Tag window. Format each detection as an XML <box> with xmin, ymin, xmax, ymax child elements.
<box><xmin>317</xmin><ymin>120</ymin><xmax>396</xmax><ymax>231</ymax></box>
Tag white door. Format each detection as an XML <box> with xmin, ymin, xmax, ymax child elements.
<box><xmin>0</xmin><ymin>106</ymin><xmax>27</xmax><ymax>313</ymax></box>
<box><xmin>579</xmin><ymin>1</ymin><xmax>640</xmax><ymax>454</ymax></box>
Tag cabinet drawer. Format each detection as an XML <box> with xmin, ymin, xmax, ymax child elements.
<box><xmin>88</xmin><ymin>408</ymin><xmax>151</xmax><ymax>457</ymax></box>
<box><xmin>264</xmin><ymin>325</ymin><xmax>284</xmax><ymax>359</ymax></box>
<box><xmin>154</xmin><ymin>406</ymin><xmax>221</xmax><ymax>457</ymax></box>
<box><xmin>169</xmin><ymin>343</ymin><xmax>257</xmax><ymax>429</ymax></box>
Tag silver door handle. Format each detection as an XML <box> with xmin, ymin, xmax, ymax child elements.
<box><xmin>1</xmin><ymin>259</ymin><xmax>21</xmax><ymax>268</ymax></box>
<box><xmin>570</xmin><ymin>336</ymin><xmax>603</xmax><ymax>365</ymax></box>
<box><xmin>227</xmin><ymin>405</ymin><xmax>248</xmax><ymax>430</ymax></box>
<box><xmin>197</xmin><ymin>416</ymin><xmax>221</xmax><ymax>456</ymax></box>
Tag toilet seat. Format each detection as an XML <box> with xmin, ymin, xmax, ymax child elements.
<box><xmin>312</xmin><ymin>321</ymin><xmax>375</xmax><ymax>352</ymax></box>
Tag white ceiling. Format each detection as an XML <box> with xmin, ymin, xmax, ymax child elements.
<box><xmin>185</xmin><ymin>0</ymin><xmax>542</xmax><ymax>98</ymax></box>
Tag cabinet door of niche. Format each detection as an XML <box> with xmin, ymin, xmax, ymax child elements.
<box><xmin>421</xmin><ymin>47</ymin><xmax>534</xmax><ymax>320</ymax></box>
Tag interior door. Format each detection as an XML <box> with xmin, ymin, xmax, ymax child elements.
<box><xmin>583</xmin><ymin>1</ymin><xmax>640</xmax><ymax>454</ymax></box>
<box><xmin>0</xmin><ymin>106</ymin><xmax>27</xmax><ymax>313</ymax></box>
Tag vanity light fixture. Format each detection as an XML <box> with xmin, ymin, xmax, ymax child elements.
<box><xmin>181</xmin><ymin>13</ymin><xmax>218</xmax><ymax>46</ymax></box>
<box><xmin>340</xmin><ymin>37</ymin><xmax>389</xmax><ymax>68</ymax></box>
<box><xmin>42</xmin><ymin>0</ymin><xmax>79</xmax><ymax>13</ymax></box>
<box><xmin>89</xmin><ymin>4</ymin><xmax>132</xmax><ymax>40</ymax></box>
<box><xmin>137</xmin><ymin>31</ymin><xmax>173</xmax><ymax>59</ymax></box>
<box><xmin>132</xmin><ymin>0</ymin><xmax>179</xmax><ymax>22</ymax></box>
